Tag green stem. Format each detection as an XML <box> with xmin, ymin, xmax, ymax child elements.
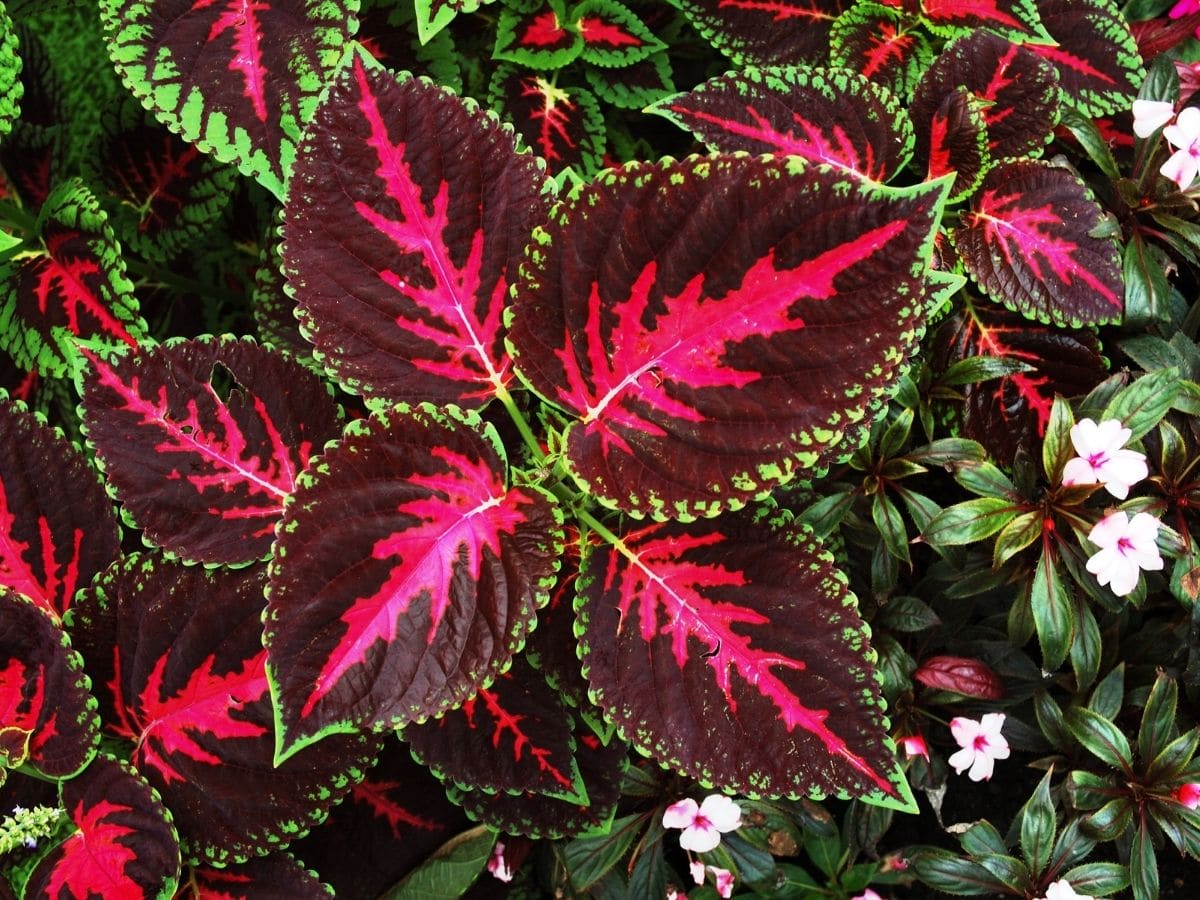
<box><xmin>0</xmin><ymin>199</ymin><xmax>37</xmax><ymax>237</ymax></box>
<box><xmin>494</xmin><ymin>383</ymin><xmax>547</xmax><ymax>468</ymax></box>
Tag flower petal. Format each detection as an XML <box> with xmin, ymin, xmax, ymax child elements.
<box><xmin>947</xmin><ymin>746</ymin><xmax>975</xmax><ymax>775</ymax></box>
<box><xmin>1062</xmin><ymin>456</ymin><xmax>1100</xmax><ymax>487</ymax></box>
<box><xmin>663</xmin><ymin>798</ymin><xmax>699</xmax><ymax>830</ymax></box>
<box><xmin>679</xmin><ymin>821</ymin><xmax>722</xmax><ymax>853</ymax></box>
<box><xmin>967</xmin><ymin>751</ymin><xmax>995</xmax><ymax>781</ymax></box>
<box><xmin>698</xmin><ymin>795</ymin><xmax>742</xmax><ymax>833</ymax></box>
<box><xmin>1133</xmin><ymin>100</ymin><xmax>1176</xmax><ymax>137</ymax></box>
<box><xmin>1088</xmin><ymin>512</ymin><xmax>1129</xmax><ymax>550</ymax></box>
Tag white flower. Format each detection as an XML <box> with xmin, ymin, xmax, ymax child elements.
<box><xmin>1061</xmin><ymin>418</ymin><xmax>1148</xmax><ymax>499</ymax></box>
<box><xmin>948</xmin><ymin>713</ymin><xmax>1010</xmax><ymax>782</ymax></box>
<box><xmin>487</xmin><ymin>841</ymin><xmax>514</xmax><ymax>883</ymax></box>
<box><xmin>689</xmin><ymin>859</ymin><xmax>706</xmax><ymax>885</ymax></box>
<box><xmin>852</xmin><ymin>891</ymin><xmax>885</xmax><ymax>900</ymax></box>
<box><xmin>1036</xmin><ymin>879</ymin><xmax>1094</xmax><ymax>900</ymax></box>
<box><xmin>663</xmin><ymin>795</ymin><xmax>742</xmax><ymax>853</ymax></box>
<box><xmin>1162</xmin><ymin>106</ymin><xmax>1200</xmax><ymax>188</ymax></box>
<box><xmin>1086</xmin><ymin>511</ymin><xmax>1164</xmax><ymax>597</ymax></box>
<box><xmin>1133</xmin><ymin>99</ymin><xmax>1175</xmax><ymax>138</ymax></box>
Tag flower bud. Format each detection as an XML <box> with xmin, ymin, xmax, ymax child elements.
<box><xmin>913</xmin><ymin>655</ymin><xmax>1005</xmax><ymax>699</ymax></box>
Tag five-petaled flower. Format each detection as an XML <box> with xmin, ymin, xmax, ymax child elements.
<box><xmin>663</xmin><ymin>794</ymin><xmax>742</xmax><ymax>852</ymax></box>
<box><xmin>1086</xmin><ymin>511</ymin><xmax>1164</xmax><ymax>597</ymax></box>
<box><xmin>487</xmin><ymin>841</ymin><xmax>514</xmax><ymax>883</ymax></box>
<box><xmin>1162</xmin><ymin>106</ymin><xmax>1200</xmax><ymax>188</ymax></box>
<box><xmin>1133</xmin><ymin>99</ymin><xmax>1176</xmax><ymax>138</ymax></box>
<box><xmin>1036</xmin><ymin>879</ymin><xmax>1094</xmax><ymax>900</ymax></box>
<box><xmin>948</xmin><ymin>713</ymin><xmax>1010</xmax><ymax>782</ymax></box>
<box><xmin>1061</xmin><ymin>418</ymin><xmax>1148</xmax><ymax>499</ymax></box>
<box><xmin>1174</xmin><ymin>781</ymin><xmax>1200</xmax><ymax>809</ymax></box>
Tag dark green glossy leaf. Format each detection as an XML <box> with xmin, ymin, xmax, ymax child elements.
<box><xmin>1062</xmin><ymin>862</ymin><xmax>1130</xmax><ymax>896</ymax></box>
<box><xmin>910</xmin><ymin>847</ymin><xmax>1009</xmax><ymax>895</ymax></box>
<box><xmin>921</xmin><ymin>498</ymin><xmax>1019</xmax><ymax>547</ymax></box>
<box><xmin>1101</xmin><ymin>367</ymin><xmax>1182</xmax><ymax>441</ymax></box>
<box><xmin>1088</xmin><ymin>664</ymin><xmax>1125</xmax><ymax>721</ymax></box>
<box><xmin>1129</xmin><ymin>821</ymin><xmax>1159</xmax><ymax>900</ymax></box>
<box><xmin>1018</xmin><ymin>769</ymin><xmax>1056</xmax><ymax>875</ymax></box>
<box><xmin>1065</xmin><ymin>707</ymin><xmax>1133</xmax><ymax>771</ymax></box>
<box><xmin>1139</xmin><ymin>673</ymin><xmax>1179</xmax><ymax>765</ymax></box>
<box><xmin>380</xmin><ymin>826</ymin><xmax>494</xmax><ymax>900</ymax></box>
<box><xmin>1031</xmin><ymin>550</ymin><xmax>1074</xmax><ymax>671</ymax></box>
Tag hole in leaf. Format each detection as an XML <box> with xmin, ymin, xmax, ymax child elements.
<box><xmin>207</xmin><ymin>362</ymin><xmax>240</xmax><ymax>404</ymax></box>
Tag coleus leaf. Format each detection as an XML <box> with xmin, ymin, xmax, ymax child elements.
<box><xmin>67</xmin><ymin>554</ymin><xmax>380</xmax><ymax>865</ymax></box>
<box><xmin>0</xmin><ymin>589</ymin><xmax>97</xmax><ymax>779</ymax></box>
<box><xmin>357</xmin><ymin>0</ymin><xmax>462</xmax><ymax>94</ymax></box>
<box><xmin>583</xmin><ymin>50</ymin><xmax>675</xmax><ymax>110</ymax></box>
<box><xmin>0</xmin><ymin>2</ymin><xmax>20</xmax><ymax>141</ymax></box>
<box><xmin>404</xmin><ymin>655</ymin><xmax>582</xmax><ymax>801</ymax></box>
<box><xmin>413</xmin><ymin>0</ymin><xmax>495</xmax><ymax>43</ymax></box>
<box><xmin>80</xmin><ymin>336</ymin><xmax>343</xmax><ymax>565</ymax></box>
<box><xmin>179</xmin><ymin>853</ymin><xmax>332</xmax><ymax>899</ymax></box>
<box><xmin>910</xmin><ymin>31</ymin><xmax>1061</xmax><ymax>161</ymax></box>
<box><xmin>265</xmin><ymin>403</ymin><xmax>563</xmax><ymax>761</ymax></box>
<box><xmin>0</xmin><ymin>178</ymin><xmax>145</xmax><ymax>379</ymax></box>
<box><xmin>953</xmin><ymin>160</ymin><xmax>1124</xmax><ymax>327</ymax></box>
<box><xmin>99</xmin><ymin>0</ymin><xmax>360</xmax><ymax>199</ymax></box>
<box><xmin>494</xmin><ymin>2</ymin><xmax>583</xmax><ymax>69</ymax></box>
<box><xmin>1024</xmin><ymin>0</ymin><xmax>1144</xmax><ymax>118</ymax></box>
<box><xmin>931</xmin><ymin>297</ymin><xmax>1107</xmax><ymax>467</ymax></box>
<box><xmin>576</xmin><ymin>514</ymin><xmax>908</xmax><ymax>805</ymax></box>
<box><xmin>523</xmin><ymin>528</ymin><xmax>590</xmax><ymax>708</ymax></box>
<box><xmin>918</xmin><ymin>0</ymin><xmax>1052</xmax><ymax>42</ymax></box>
<box><xmin>0</xmin><ymin>395</ymin><xmax>120</xmax><ymax>620</ymax></box>
<box><xmin>281</xmin><ymin>46</ymin><xmax>550</xmax><ymax>409</ymax></box>
<box><xmin>574</xmin><ymin>0</ymin><xmax>665</xmax><ymax>67</ymax></box>
<box><xmin>24</xmin><ymin>756</ymin><xmax>180</xmax><ymax>900</ymax></box>
<box><xmin>488</xmin><ymin>65</ymin><xmax>606</xmax><ymax>176</ymax></box>
<box><xmin>507</xmin><ymin>155</ymin><xmax>949</xmax><ymax>520</ymax></box>
<box><xmin>648</xmin><ymin>66</ymin><xmax>914</xmax><ymax>183</ymax></box>
<box><xmin>919</xmin><ymin>87</ymin><xmax>990</xmax><ymax>203</ymax></box>
<box><xmin>675</xmin><ymin>0</ymin><xmax>849</xmax><ymax>67</ymax></box>
<box><xmin>85</xmin><ymin>95</ymin><xmax>238</xmax><ymax>263</ymax></box>
<box><xmin>829</xmin><ymin>4</ymin><xmax>933</xmax><ymax>102</ymax></box>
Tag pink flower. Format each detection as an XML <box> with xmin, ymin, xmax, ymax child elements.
<box><xmin>1037</xmin><ymin>879</ymin><xmax>1094</xmax><ymax>900</ymax></box>
<box><xmin>1086</xmin><ymin>511</ymin><xmax>1164</xmax><ymax>597</ymax></box>
<box><xmin>1174</xmin><ymin>782</ymin><xmax>1200</xmax><ymax>809</ymax></box>
<box><xmin>852</xmin><ymin>891</ymin><xmax>885</xmax><ymax>900</ymax></box>
<box><xmin>708</xmin><ymin>866</ymin><xmax>735</xmax><ymax>898</ymax></box>
<box><xmin>1170</xmin><ymin>0</ymin><xmax>1200</xmax><ymax>18</ymax></box>
<box><xmin>1133</xmin><ymin>99</ymin><xmax>1176</xmax><ymax>138</ymax></box>
<box><xmin>663</xmin><ymin>795</ymin><xmax>742</xmax><ymax>852</ymax></box>
<box><xmin>948</xmin><ymin>713</ymin><xmax>1010</xmax><ymax>782</ymax></box>
<box><xmin>1061</xmin><ymin>418</ymin><xmax>1148</xmax><ymax>499</ymax></box>
<box><xmin>898</xmin><ymin>734</ymin><xmax>929</xmax><ymax>761</ymax></box>
<box><xmin>1162</xmin><ymin>106</ymin><xmax>1200</xmax><ymax>188</ymax></box>
<box><xmin>487</xmin><ymin>841</ymin><xmax>514</xmax><ymax>883</ymax></box>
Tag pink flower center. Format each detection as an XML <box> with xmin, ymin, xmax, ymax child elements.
<box><xmin>972</xmin><ymin>735</ymin><xmax>989</xmax><ymax>751</ymax></box>
<box><xmin>693</xmin><ymin>813</ymin><xmax>712</xmax><ymax>831</ymax></box>
<box><xmin>1117</xmin><ymin>536</ymin><xmax>1134</xmax><ymax>555</ymax></box>
<box><xmin>1086</xmin><ymin>451</ymin><xmax>1108</xmax><ymax>468</ymax></box>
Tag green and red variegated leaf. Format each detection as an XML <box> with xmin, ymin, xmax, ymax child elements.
<box><xmin>523</xmin><ymin>528</ymin><xmax>590</xmax><ymax>708</ymax></box>
<box><xmin>0</xmin><ymin>4</ymin><xmax>20</xmax><ymax>141</ymax></box>
<box><xmin>80</xmin><ymin>336</ymin><xmax>342</xmax><ymax>565</ymax></box>
<box><xmin>0</xmin><ymin>589</ymin><xmax>97</xmax><ymax>779</ymax></box>
<box><xmin>282</xmin><ymin>47</ymin><xmax>550</xmax><ymax>410</ymax></box>
<box><xmin>494</xmin><ymin>3</ymin><xmax>583</xmax><ymax>69</ymax></box>
<box><xmin>920</xmin><ymin>87</ymin><xmax>990</xmax><ymax>203</ymax></box>
<box><xmin>508</xmin><ymin>155</ymin><xmax>949</xmax><ymax>520</ymax></box>
<box><xmin>291</xmin><ymin>741</ymin><xmax>470</xmax><ymax>900</ymax></box>
<box><xmin>357</xmin><ymin>0</ymin><xmax>462</xmax><ymax>94</ymax></box>
<box><xmin>24</xmin><ymin>756</ymin><xmax>180</xmax><ymax>899</ymax></box>
<box><xmin>577</xmin><ymin>514</ymin><xmax>908</xmax><ymax>804</ymax></box>
<box><xmin>67</xmin><ymin>554</ymin><xmax>379</xmax><ymax>865</ymax></box>
<box><xmin>648</xmin><ymin>66</ymin><xmax>913</xmax><ymax>183</ymax></box>
<box><xmin>1024</xmin><ymin>0</ymin><xmax>1144</xmax><ymax>117</ymax></box>
<box><xmin>932</xmin><ymin>298</ymin><xmax>1107</xmax><ymax>467</ymax></box>
<box><xmin>414</xmin><ymin>0</ymin><xmax>495</xmax><ymax>43</ymax></box>
<box><xmin>404</xmin><ymin>656</ymin><xmax>581</xmax><ymax>801</ymax></box>
<box><xmin>0</xmin><ymin>396</ymin><xmax>120</xmax><ymax>620</ymax></box>
<box><xmin>252</xmin><ymin>235</ymin><xmax>317</xmax><ymax>371</ymax></box>
<box><xmin>910</xmin><ymin>31</ymin><xmax>1061</xmax><ymax>161</ymax></box>
<box><xmin>180</xmin><ymin>853</ymin><xmax>332</xmax><ymax>899</ymax></box>
<box><xmin>575</xmin><ymin>0</ymin><xmax>665</xmax><ymax>67</ymax></box>
<box><xmin>265</xmin><ymin>404</ymin><xmax>563</xmax><ymax>761</ymax></box>
<box><xmin>829</xmin><ymin>4</ymin><xmax>933</xmax><ymax>102</ymax></box>
<box><xmin>919</xmin><ymin>0</ymin><xmax>1051</xmax><ymax>42</ymax></box>
<box><xmin>954</xmin><ymin>160</ymin><xmax>1123</xmax><ymax>327</ymax></box>
<box><xmin>489</xmin><ymin>66</ymin><xmax>605</xmax><ymax>176</ymax></box>
<box><xmin>85</xmin><ymin>95</ymin><xmax>238</xmax><ymax>263</ymax></box>
<box><xmin>584</xmin><ymin>51</ymin><xmax>675</xmax><ymax>110</ymax></box>
<box><xmin>99</xmin><ymin>0</ymin><xmax>359</xmax><ymax>199</ymax></box>
<box><xmin>0</xmin><ymin>178</ymin><xmax>145</xmax><ymax>379</ymax></box>
<box><xmin>448</xmin><ymin>718</ymin><xmax>627</xmax><ymax>838</ymax></box>
<box><xmin>675</xmin><ymin>0</ymin><xmax>849</xmax><ymax>66</ymax></box>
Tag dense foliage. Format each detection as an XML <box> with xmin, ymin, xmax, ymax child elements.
<box><xmin>0</xmin><ymin>0</ymin><xmax>1198</xmax><ymax>897</ymax></box>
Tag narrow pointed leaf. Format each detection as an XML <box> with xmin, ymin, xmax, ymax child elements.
<box><xmin>508</xmin><ymin>155</ymin><xmax>948</xmax><ymax>520</ymax></box>
<box><xmin>0</xmin><ymin>589</ymin><xmax>98</xmax><ymax>779</ymax></box>
<box><xmin>954</xmin><ymin>160</ymin><xmax>1123</xmax><ymax>327</ymax></box>
<box><xmin>24</xmin><ymin>756</ymin><xmax>180</xmax><ymax>900</ymax></box>
<box><xmin>0</xmin><ymin>396</ymin><xmax>120</xmax><ymax>619</ymax></box>
<box><xmin>68</xmin><ymin>554</ymin><xmax>379</xmax><ymax>865</ymax></box>
<box><xmin>282</xmin><ymin>47</ymin><xmax>549</xmax><ymax>409</ymax></box>
<box><xmin>265</xmin><ymin>404</ymin><xmax>563</xmax><ymax>760</ymax></box>
<box><xmin>1032</xmin><ymin>550</ymin><xmax>1074</xmax><ymax>671</ymax></box>
<box><xmin>577</xmin><ymin>514</ymin><xmax>904</xmax><ymax>803</ymax></box>
<box><xmin>80</xmin><ymin>336</ymin><xmax>343</xmax><ymax>565</ymax></box>
<box><xmin>99</xmin><ymin>0</ymin><xmax>360</xmax><ymax>198</ymax></box>
<box><xmin>675</xmin><ymin>0</ymin><xmax>849</xmax><ymax>66</ymax></box>
<box><xmin>648</xmin><ymin>66</ymin><xmax>914</xmax><ymax>183</ymax></box>
<box><xmin>829</xmin><ymin>5</ymin><xmax>932</xmax><ymax>102</ymax></box>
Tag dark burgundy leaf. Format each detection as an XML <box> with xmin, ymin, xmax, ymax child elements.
<box><xmin>914</xmin><ymin>655</ymin><xmax>1006</xmax><ymax>699</ymax></box>
<box><xmin>649</xmin><ymin>66</ymin><xmax>913</xmax><ymax>182</ymax></box>
<box><xmin>1131</xmin><ymin>12</ymin><xmax>1200</xmax><ymax>61</ymax></box>
<box><xmin>920</xmin><ymin>88</ymin><xmax>990</xmax><ymax>202</ymax></box>
<box><xmin>25</xmin><ymin>756</ymin><xmax>180</xmax><ymax>899</ymax></box>
<box><xmin>507</xmin><ymin>155</ymin><xmax>948</xmax><ymax>519</ymax></box>
<box><xmin>179</xmin><ymin>853</ymin><xmax>332</xmax><ymax>899</ymax></box>
<box><xmin>910</xmin><ymin>31</ymin><xmax>1061</xmax><ymax>161</ymax></box>
<box><xmin>0</xmin><ymin>589</ymin><xmax>97</xmax><ymax>779</ymax></box>
<box><xmin>675</xmin><ymin>0</ymin><xmax>849</xmax><ymax>66</ymax></box>
<box><xmin>489</xmin><ymin>66</ymin><xmax>605</xmax><ymax>175</ymax></box>
<box><xmin>523</xmin><ymin>529</ymin><xmax>590</xmax><ymax>708</ymax></box>
<box><xmin>954</xmin><ymin>160</ymin><xmax>1123</xmax><ymax>327</ymax></box>
<box><xmin>405</xmin><ymin>656</ymin><xmax>581</xmax><ymax>800</ymax></box>
<box><xmin>829</xmin><ymin>5</ymin><xmax>933</xmax><ymax>101</ymax></box>
<box><xmin>80</xmin><ymin>336</ymin><xmax>343</xmax><ymax>565</ymax></box>
<box><xmin>282</xmin><ymin>47</ymin><xmax>550</xmax><ymax>409</ymax></box>
<box><xmin>99</xmin><ymin>0</ymin><xmax>359</xmax><ymax>198</ymax></box>
<box><xmin>919</xmin><ymin>0</ymin><xmax>1051</xmax><ymax>40</ymax></box>
<box><xmin>932</xmin><ymin>298</ymin><xmax>1107</xmax><ymax>466</ymax></box>
<box><xmin>577</xmin><ymin>515</ymin><xmax>906</xmax><ymax>803</ymax></box>
<box><xmin>67</xmin><ymin>554</ymin><xmax>379</xmax><ymax>865</ymax></box>
<box><xmin>265</xmin><ymin>404</ymin><xmax>563</xmax><ymax>760</ymax></box>
<box><xmin>0</xmin><ymin>396</ymin><xmax>120</xmax><ymax>619</ymax></box>
<box><xmin>583</xmin><ymin>50</ymin><xmax>675</xmax><ymax>110</ymax></box>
